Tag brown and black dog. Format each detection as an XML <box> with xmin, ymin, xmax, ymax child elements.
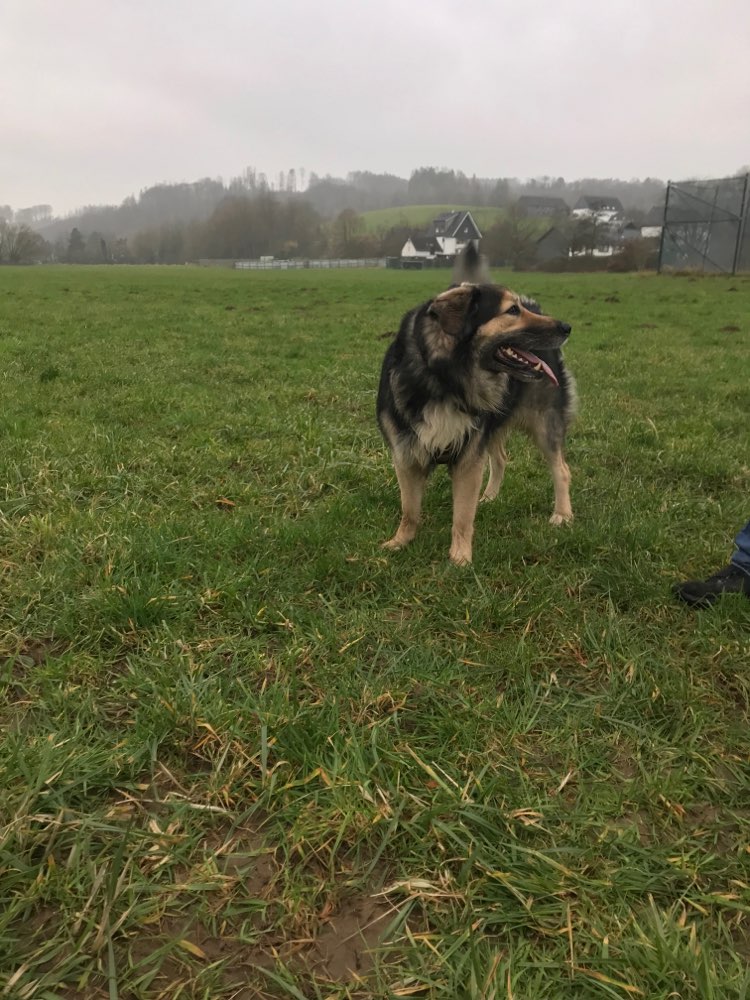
<box><xmin>377</xmin><ymin>246</ymin><xmax>576</xmax><ymax>565</ymax></box>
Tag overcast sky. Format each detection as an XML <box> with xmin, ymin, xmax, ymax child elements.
<box><xmin>3</xmin><ymin>0</ymin><xmax>749</xmax><ymax>216</ymax></box>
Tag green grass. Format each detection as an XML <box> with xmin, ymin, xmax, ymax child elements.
<box><xmin>1</xmin><ymin>264</ymin><xmax>750</xmax><ymax>998</ymax></box>
<box><xmin>361</xmin><ymin>205</ymin><xmax>510</xmax><ymax>235</ymax></box>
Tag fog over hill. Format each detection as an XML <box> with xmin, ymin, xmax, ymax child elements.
<box><xmin>14</xmin><ymin>167</ymin><xmax>669</xmax><ymax>243</ymax></box>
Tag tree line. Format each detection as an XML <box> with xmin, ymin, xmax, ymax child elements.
<box><xmin>6</xmin><ymin>199</ymin><xmax>654</xmax><ymax>269</ymax></box>
<box><xmin>45</xmin><ymin>203</ymin><xmax>406</xmax><ymax>264</ymax></box>
<box><xmin>2</xmin><ymin>165</ymin><xmax>670</xmax><ymax>265</ymax></box>
<box><xmin>1</xmin><ymin>196</ymin><xmax>654</xmax><ymax>267</ymax></box>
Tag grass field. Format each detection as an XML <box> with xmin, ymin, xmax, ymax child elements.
<box><xmin>1</xmin><ymin>264</ymin><xmax>749</xmax><ymax>999</ymax></box>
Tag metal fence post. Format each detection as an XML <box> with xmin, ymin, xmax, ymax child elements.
<box><xmin>657</xmin><ymin>181</ymin><xmax>670</xmax><ymax>273</ymax></box>
<box><xmin>731</xmin><ymin>173</ymin><xmax>749</xmax><ymax>275</ymax></box>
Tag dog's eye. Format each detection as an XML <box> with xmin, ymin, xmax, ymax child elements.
<box><xmin>505</xmin><ymin>304</ymin><xmax>521</xmax><ymax>316</ymax></box>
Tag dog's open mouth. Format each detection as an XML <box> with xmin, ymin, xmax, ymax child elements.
<box><xmin>497</xmin><ymin>346</ymin><xmax>559</xmax><ymax>386</ymax></box>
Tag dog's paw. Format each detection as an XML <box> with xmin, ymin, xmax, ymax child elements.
<box><xmin>382</xmin><ymin>537</ymin><xmax>405</xmax><ymax>551</ymax></box>
<box><xmin>449</xmin><ymin>547</ymin><xmax>472</xmax><ymax>566</ymax></box>
<box><xmin>479</xmin><ymin>491</ymin><xmax>497</xmax><ymax>504</ymax></box>
<box><xmin>549</xmin><ymin>511</ymin><xmax>574</xmax><ymax>526</ymax></box>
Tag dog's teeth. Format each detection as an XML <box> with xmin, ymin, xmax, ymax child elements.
<box><xmin>534</xmin><ymin>362</ymin><xmax>542</xmax><ymax>371</ymax></box>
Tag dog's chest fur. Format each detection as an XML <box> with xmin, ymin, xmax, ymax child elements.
<box><xmin>416</xmin><ymin>401</ymin><xmax>477</xmax><ymax>457</ymax></box>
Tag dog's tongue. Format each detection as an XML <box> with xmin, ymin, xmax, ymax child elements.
<box><xmin>513</xmin><ymin>348</ymin><xmax>559</xmax><ymax>386</ymax></box>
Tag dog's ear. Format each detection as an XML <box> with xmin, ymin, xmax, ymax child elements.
<box><xmin>427</xmin><ymin>284</ymin><xmax>481</xmax><ymax>339</ymax></box>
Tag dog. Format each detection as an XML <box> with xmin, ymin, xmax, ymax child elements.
<box><xmin>377</xmin><ymin>245</ymin><xmax>576</xmax><ymax>565</ymax></box>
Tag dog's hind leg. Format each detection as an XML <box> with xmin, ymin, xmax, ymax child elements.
<box><xmin>382</xmin><ymin>457</ymin><xmax>428</xmax><ymax>551</ymax></box>
<box><xmin>449</xmin><ymin>454</ymin><xmax>485</xmax><ymax>565</ymax></box>
<box><xmin>528</xmin><ymin>412</ymin><xmax>573</xmax><ymax>525</ymax></box>
<box><xmin>480</xmin><ymin>430</ymin><xmax>510</xmax><ymax>503</ymax></box>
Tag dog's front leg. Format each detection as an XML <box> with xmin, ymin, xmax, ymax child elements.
<box><xmin>547</xmin><ymin>450</ymin><xmax>573</xmax><ymax>525</ymax></box>
<box><xmin>481</xmin><ymin>430</ymin><xmax>509</xmax><ymax>503</ymax></box>
<box><xmin>382</xmin><ymin>457</ymin><xmax>428</xmax><ymax>551</ymax></box>
<box><xmin>449</xmin><ymin>454</ymin><xmax>485</xmax><ymax>565</ymax></box>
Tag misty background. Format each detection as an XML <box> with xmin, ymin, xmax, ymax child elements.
<box><xmin>2</xmin><ymin>0</ymin><xmax>748</xmax><ymax>265</ymax></box>
<box><xmin>0</xmin><ymin>168</ymin><xmax>674</xmax><ymax>266</ymax></box>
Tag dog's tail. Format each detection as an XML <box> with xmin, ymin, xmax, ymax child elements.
<box><xmin>452</xmin><ymin>242</ymin><xmax>491</xmax><ymax>285</ymax></box>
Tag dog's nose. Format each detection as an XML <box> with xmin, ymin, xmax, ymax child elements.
<box><xmin>558</xmin><ymin>322</ymin><xmax>572</xmax><ymax>336</ymax></box>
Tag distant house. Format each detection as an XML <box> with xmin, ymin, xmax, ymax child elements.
<box><xmin>643</xmin><ymin>205</ymin><xmax>665</xmax><ymax>226</ymax></box>
<box><xmin>401</xmin><ymin>236</ymin><xmax>441</xmax><ymax>259</ymax></box>
<box><xmin>572</xmin><ymin>195</ymin><xmax>625</xmax><ymax>224</ymax></box>
<box><xmin>401</xmin><ymin>210</ymin><xmax>482</xmax><ymax>260</ymax></box>
<box><xmin>534</xmin><ymin>227</ymin><xmax>570</xmax><ymax>263</ymax></box>
<box><xmin>640</xmin><ymin>204</ymin><xmax>664</xmax><ymax>239</ymax></box>
<box><xmin>620</xmin><ymin>222</ymin><xmax>642</xmax><ymax>242</ymax></box>
<box><xmin>518</xmin><ymin>195</ymin><xmax>569</xmax><ymax>218</ymax></box>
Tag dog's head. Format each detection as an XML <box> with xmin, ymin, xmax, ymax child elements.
<box><xmin>426</xmin><ymin>282</ymin><xmax>571</xmax><ymax>386</ymax></box>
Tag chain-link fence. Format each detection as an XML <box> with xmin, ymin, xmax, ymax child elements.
<box><xmin>658</xmin><ymin>174</ymin><xmax>750</xmax><ymax>274</ymax></box>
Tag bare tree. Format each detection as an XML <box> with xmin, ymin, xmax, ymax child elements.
<box><xmin>330</xmin><ymin>208</ymin><xmax>365</xmax><ymax>256</ymax></box>
<box><xmin>0</xmin><ymin>221</ymin><xmax>47</xmax><ymax>263</ymax></box>
<box><xmin>482</xmin><ymin>203</ymin><xmax>537</xmax><ymax>268</ymax></box>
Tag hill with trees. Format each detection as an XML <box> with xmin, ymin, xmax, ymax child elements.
<box><xmin>2</xmin><ymin>166</ymin><xmax>668</xmax><ymax>264</ymax></box>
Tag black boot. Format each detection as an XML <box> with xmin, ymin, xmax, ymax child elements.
<box><xmin>673</xmin><ymin>564</ymin><xmax>750</xmax><ymax>607</ymax></box>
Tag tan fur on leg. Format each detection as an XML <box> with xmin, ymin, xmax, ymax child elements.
<box><xmin>382</xmin><ymin>459</ymin><xmax>428</xmax><ymax>550</ymax></box>
<box><xmin>480</xmin><ymin>432</ymin><xmax>509</xmax><ymax>503</ymax></box>
<box><xmin>522</xmin><ymin>416</ymin><xmax>573</xmax><ymax>525</ymax></box>
<box><xmin>449</xmin><ymin>456</ymin><xmax>485</xmax><ymax>565</ymax></box>
<box><xmin>547</xmin><ymin>452</ymin><xmax>573</xmax><ymax>525</ymax></box>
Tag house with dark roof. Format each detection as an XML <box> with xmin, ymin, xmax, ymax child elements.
<box><xmin>572</xmin><ymin>195</ymin><xmax>625</xmax><ymax>222</ymax></box>
<box><xmin>518</xmin><ymin>195</ymin><xmax>569</xmax><ymax>218</ymax></box>
<box><xmin>401</xmin><ymin>235</ymin><xmax>441</xmax><ymax>259</ymax></box>
<box><xmin>620</xmin><ymin>222</ymin><xmax>642</xmax><ymax>242</ymax></box>
<box><xmin>401</xmin><ymin>210</ymin><xmax>482</xmax><ymax>260</ymax></box>
<box><xmin>534</xmin><ymin>227</ymin><xmax>570</xmax><ymax>263</ymax></box>
<box><xmin>643</xmin><ymin>204</ymin><xmax>665</xmax><ymax>226</ymax></box>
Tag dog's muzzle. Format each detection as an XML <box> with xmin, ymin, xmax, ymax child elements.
<box><xmin>493</xmin><ymin>321</ymin><xmax>571</xmax><ymax>386</ymax></box>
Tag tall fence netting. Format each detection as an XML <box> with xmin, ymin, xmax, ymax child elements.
<box><xmin>658</xmin><ymin>175</ymin><xmax>749</xmax><ymax>274</ymax></box>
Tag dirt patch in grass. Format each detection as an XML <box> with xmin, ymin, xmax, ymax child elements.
<box><xmin>0</xmin><ymin>638</ymin><xmax>71</xmax><ymax>717</ymax></box>
<box><xmin>611</xmin><ymin>745</ymin><xmax>639</xmax><ymax>781</ymax></box>
<box><xmin>729</xmin><ymin>917</ymin><xmax>750</xmax><ymax>961</ymax></box>
<box><xmin>203</xmin><ymin>819</ymin><xmax>277</xmax><ymax>895</ymax></box>
<box><xmin>681</xmin><ymin>803</ymin><xmax>750</xmax><ymax>854</ymax></box>
<box><xmin>0</xmin><ymin>636</ymin><xmax>69</xmax><ymax>672</ymax></box>
<box><xmin>125</xmin><ymin>892</ymin><xmax>396</xmax><ymax>995</ymax></box>
<box><xmin>142</xmin><ymin>892</ymin><xmax>395</xmax><ymax>988</ymax></box>
<box><xmin>130</xmin><ymin>916</ymin><xmax>278</xmax><ymax>987</ymax></box>
<box><xmin>299</xmin><ymin>893</ymin><xmax>395</xmax><ymax>981</ymax></box>
<box><xmin>610</xmin><ymin>809</ymin><xmax>653</xmax><ymax>846</ymax></box>
<box><xmin>104</xmin><ymin>777</ymin><xmax>396</xmax><ymax>990</ymax></box>
<box><xmin>109</xmin><ymin>789</ymin><xmax>283</xmax><ymax>993</ymax></box>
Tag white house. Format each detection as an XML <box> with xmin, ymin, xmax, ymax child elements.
<box><xmin>401</xmin><ymin>210</ymin><xmax>482</xmax><ymax>260</ymax></box>
<box><xmin>640</xmin><ymin>205</ymin><xmax>664</xmax><ymax>239</ymax></box>
<box><xmin>401</xmin><ymin>236</ymin><xmax>441</xmax><ymax>259</ymax></box>
<box><xmin>571</xmin><ymin>196</ymin><xmax>625</xmax><ymax>224</ymax></box>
